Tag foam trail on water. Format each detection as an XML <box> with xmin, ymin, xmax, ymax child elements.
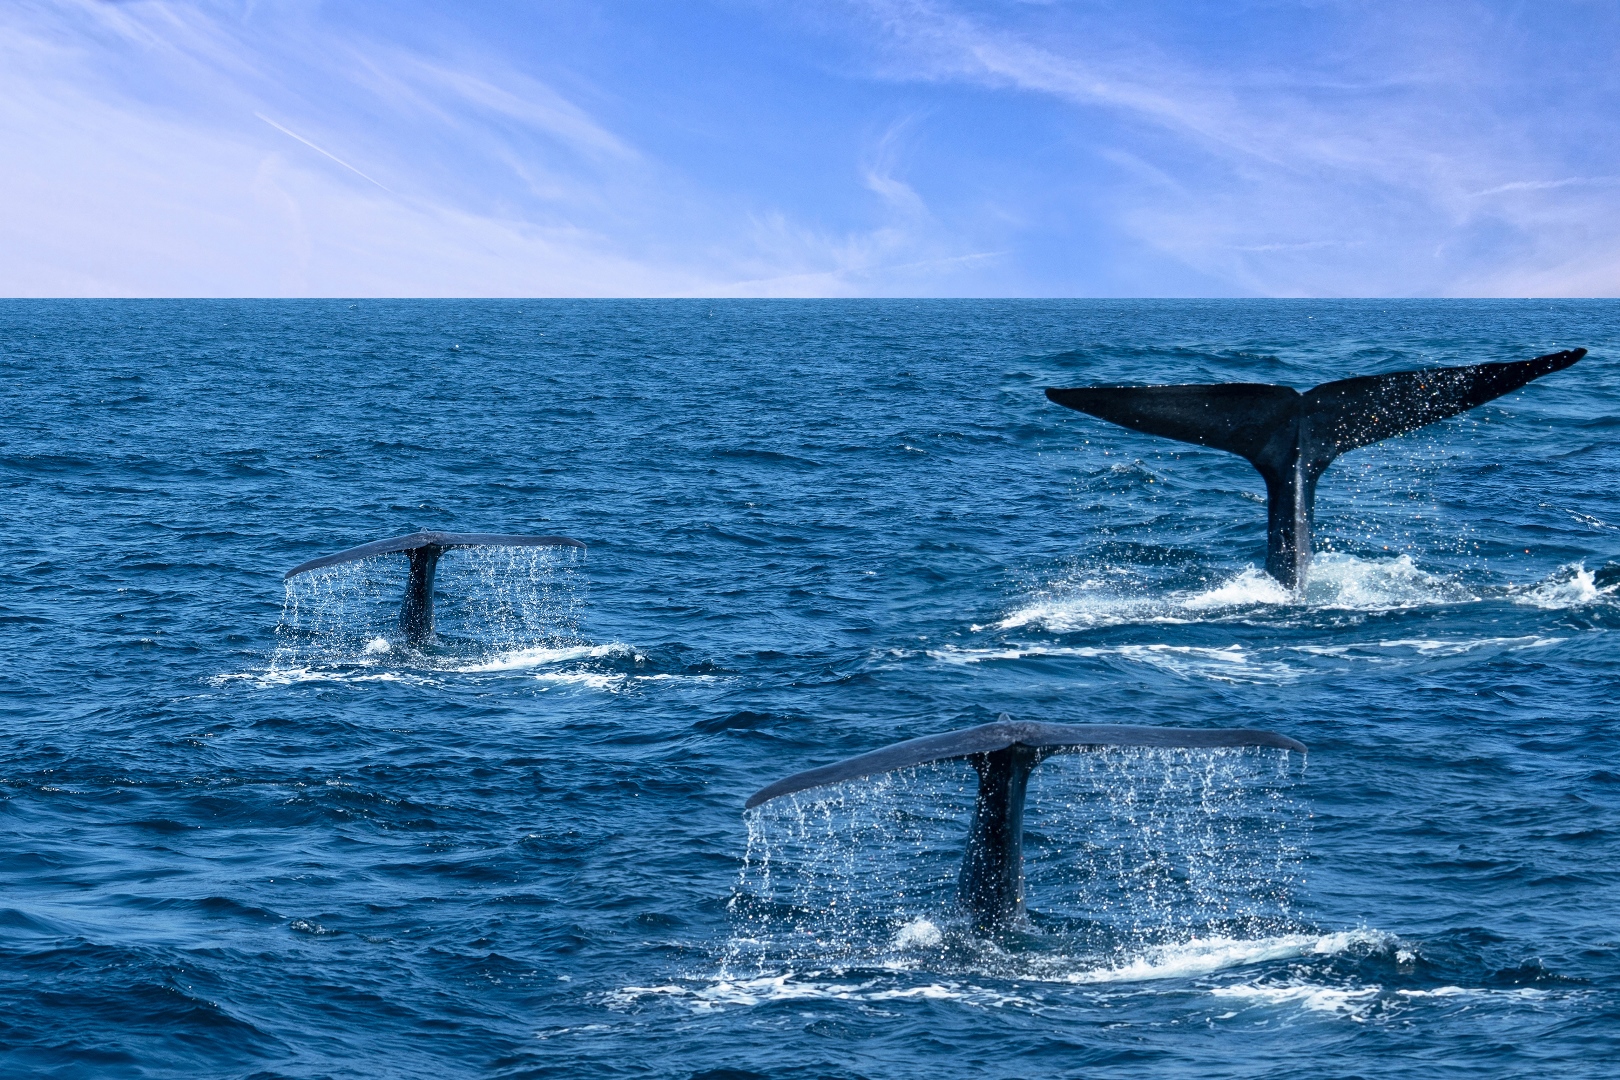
<box><xmin>457</xmin><ymin>642</ymin><xmax>636</xmax><ymax>672</ymax></box>
<box><xmin>928</xmin><ymin>642</ymin><xmax>1298</xmax><ymax>684</ymax></box>
<box><xmin>999</xmin><ymin>556</ymin><xmax>1620</xmax><ymax>638</ymax></box>
<box><xmin>925</xmin><ymin>634</ymin><xmax>1568</xmax><ymax>685</ymax></box>
<box><xmin>1053</xmin><ymin>930</ymin><xmax>1385</xmax><ymax>985</ymax></box>
<box><xmin>1293</xmin><ymin>635</ymin><xmax>1566</xmax><ymax>660</ymax></box>
<box><xmin>997</xmin><ymin>553</ymin><xmax>1477</xmax><ymax>633</ymax></box>
<box><xmin>618</xmin><ymin>930</ymin><xmax>1396</xmax><ymax>1017</ymax></box>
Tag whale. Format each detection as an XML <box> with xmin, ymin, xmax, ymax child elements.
<box><xmin>1046</xmin><ymin>348</ymin><xmax>1586</xmax><ymax>587</ymax></box>
<box><xmin>283</xmin><ymin>530</ymin><xmax>585</xmax><ymax>646</ymax></box>
<box><xmin>745</xmin><ymin>715</ymin><xmax>1305</xmax><ymax>932</ymax></box>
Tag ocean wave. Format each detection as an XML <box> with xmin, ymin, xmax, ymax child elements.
<box><xmin>456</xmin><ymin>641</ymin><xmax>638</xmax><ymax>672</ymax></box>
<box><xmin>929</xmin><ymin>642</ymin><xmax>1297</xmax><ymax>684</ymax></box>
<box><xmin>1209</xmin><ymin>980</ymin><xmax>1383</xmax><ymax>1016</ymax></box>
<box><xmin>1211</xmin><ymin>978</ymin><xmax>1563</xmax><ymax>1021</ymax></box>
<box><xmin>1293</xmin><ymin>635</ymin><xmax>1566</xmax><ymax>660</ymax></box>
<box><xmin>607</xmin><ymin>975</ymin><xmax>1040</xmax><ymax>1012</ymax></box>
<box><xmin>213</xmin><ymin>639</ymin><xmax>673</xmax><ymax>689</ymax></box>
<box><xmin>208</xmin><ymin>666</ymin><xmax>435</xmax><ymax>689</ymax></box>
<box><xmin>613</xmin><ymin>929</ymin><xmax>1393</xmax><ymax>1014</ymax></box>
<box><xmin>997</xmin><ymin>554</ymin><xmax>1476</xmax><ymax>633</ymax></box>
<box><xmin>534</xmin><ymin>670</ymin><xmax>724</xmax><ymax>694</ymax></box>
<box><xmin>1049</xmin><ymin>929</ymin><xmax>1389</xmax><ymax>985</ymax></box>
<box><xmin>925</xmin><ymin>634</ymin><xmax>1566</xmax><ymax>684</ymax></box>
<box><xmin>211</xmin><ymin>660</ymin><xmax>722</xmax><ymax>694</ymax></box>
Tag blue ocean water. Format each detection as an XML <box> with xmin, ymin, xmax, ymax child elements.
<box><xmin>2</xmin><ymin>299</ymin><xmax>1618</xmax><ymax>1079</ymax></box>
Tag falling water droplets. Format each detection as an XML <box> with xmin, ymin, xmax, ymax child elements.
<box><xmin>725</xmin><ymin>747</ymin><xmax>1308</xmax><ymax>982</ymax></box>
<box><xmin>271</xmin><ymin>544</ymin><xmax>587</xmax><ymax>668</ymax></box>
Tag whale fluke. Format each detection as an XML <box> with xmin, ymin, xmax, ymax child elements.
<box><xmin>1046</xmin><ymin>349</ymin><xmax>1586</xmax><ymax>587</ymax></box>
<box><xmin>283</xmin><ymin>530</ymin><xmax>585</xmax><ymax>646</ymax></box>
<box><xmin>745</xmin><ymin>716</ymin><xmax>1305</xmax><ymax>931</ymax></box>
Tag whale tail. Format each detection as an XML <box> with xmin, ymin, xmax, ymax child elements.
<box><xmin>745</xmin><ymin>716</ymin><xmax>1305</xmax><ymax>932</ymax></box>
<box><xmin>1047</xmin><ymin>349</ymin><xmax>1586</xmax><ymax>587</ymax></box>
<box><xmin>283</xmin><ymin>530</ymin><xmax>585</xmax><ymax>646</ymax></box>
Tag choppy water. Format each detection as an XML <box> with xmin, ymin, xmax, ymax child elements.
<box><xmin>3</xmin><ymin>299</ymin><xmax>1617</xmax><ymax>1078</ymax></box>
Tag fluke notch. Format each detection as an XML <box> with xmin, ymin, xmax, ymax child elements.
<box><xmin>1046</xmin><ymin>349</ymin><xmax>1586</xmax><ymax>587</ymax></box>
<box><xmin>283</xmin><ymin>530</ymin><xmax>585</xmax><ymax>646</ymax></box>
<box><xmin>745</xmin><ymin>716</ymin><xmax>1305</xmax><ymax>932</ymax></box>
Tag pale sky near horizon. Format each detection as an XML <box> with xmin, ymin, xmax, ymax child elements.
<box><xmin>4</xmin><ymin>1</ymin><xmax>1617</xmax><ymax>298</ymax></box>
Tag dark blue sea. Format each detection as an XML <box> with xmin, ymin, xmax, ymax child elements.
<box><xmin>3</xmin><ymin>299</ymin><xmax>1618</xmax><ymax>1078</ymax></box>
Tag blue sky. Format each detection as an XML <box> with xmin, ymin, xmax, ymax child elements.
<box><xmin>4</xmin><ymin>1</ymin><xmax>1617</xmax><ymax>296</ymax></box>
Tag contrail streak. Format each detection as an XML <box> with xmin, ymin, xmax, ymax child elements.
<box><xmin>255</xmin><ymin>113</ymin><xmax>392</xmax><ymax>192</ymax></box>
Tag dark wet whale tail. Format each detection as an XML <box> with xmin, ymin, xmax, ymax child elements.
<box><xmin>745</xmin><ymin>716</ymin><xmax>1305</xmax><ymax>933</ymax></box>
<box><xmin>1047</xmin><ymin>349</ymin><xmax>1586</xmax><ymax>587</ymax></box>
<box><xmin>283</xmin><ymin>531</ymin><xmax>585</xmax><ymax>646</ymax></box>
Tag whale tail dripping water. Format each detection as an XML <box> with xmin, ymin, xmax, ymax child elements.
<box><xmin>1046</xmin><ymin>349</ymin><xmax>1586</xmax><ymax>587</ymax></box>
<box><xmin>745</xmin><ymin>716</ymin><xmax>1305</xmax><ymax>932</ymax></box>
<box><xmin>283</xmin><ymin>531</ymin><xmax>585</xmax><ymax>646</ymax></box>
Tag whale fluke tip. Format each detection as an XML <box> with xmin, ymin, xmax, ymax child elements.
<box><xmin>280</xmin><ymin>529</ymin><xmax>585</xmax><ymax>645</ymax></box>
<box><xmin>743</xmin><ymin>716</ymin><xmax>1303</xmax><ymax>810</ymax></box>
<box><xmin>283</xmin><ymin>530</ymin><xmax>585</xmax><ymax>580</ymax></box>
<box><xmin>744</xmin><ymin>715</ymin><xmax>1305</xmax><ymax>931</ymax></box>
<box><xmin>1046</xmin><ymin>349</ymin><xmax>1587</xmax><ymax>587</ymax></box>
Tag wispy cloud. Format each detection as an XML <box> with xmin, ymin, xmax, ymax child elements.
<box><xmin>861</xmin><ymin>117</ymin><xmax>930</xmax><ymax>218</ymax></box>
<box><xmin>842</xmin><ymin>0</ymin><xmax>1620</xmax><ymax>295</ymax></box>
<box><xmin>381</xmin><ymin>56</ymin><xmax>639</xmax><ymax>163</ymax></box>
<box><xmin>0</xmin><ymin>0</ymin><xmax>980</xmax><ymax>296</ymax></box>
<box><xmin>3</xmin><ymin>0</ymin><xmax>1615</xmax><ymax>296</ymax></box>
<box><xmin>1468</xmin><ymin>177</ymin><xmax>1618</xmax><ymax>199</ymax></box>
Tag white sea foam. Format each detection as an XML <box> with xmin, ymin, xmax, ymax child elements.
<box><xmin>1209</xmin><ymin>981</ymin><xmax>1382</xmax><ymax>1016</ymax></box>
<box><xmin>456</xmin><ymin>641</ymin><xmax>636</xmax><ymax>672</ymax></box>
<box><xmin>891</xmin><ymin>917</ymin><xmax>943</xmax><ymax>950</ymax></box>
<box><xmin>608</xmin><ymin>975</ymin><xmax>1037</xmax><ymax>1012</ymax></box>
<box><xmin>1302</xmin><ymin>553</ymin><xmax>1474</xmax><ymax>609</ymax></box>
<box><xmin>1211</xmin><ymin>977</ymin><xmax>1562</xmax><ymax>1021</ymax></box>
<box><xmin>214</xmin><ymin>643</ymin><xmax>721</xmax><ymax>694</ymax></box>
<box><xmin>1181</xmin><ymin>568</ymin><xmax>1293</xmax><ymax>611</ymax></box>
<box><xmin>932</xmin><ymin>634</ymin><xmax>1565</xmax><ymax>684</ymax></box>
<box><xmin>534</xmin><ymin>1023</ymin><xmax>612</xmax><ymax>1040</ymax></box>
<box><xmin>1395</xmin><ymin>986</ymin><xmax>1551</xmax><ymax>1000</ymax></box>
<box><xmin>533</xmin><ymin>671</ymin><xmax>629</xmax><ymax>691</ymax></box>
<box><xmin>928</xmin><ymin>642</ymin><xmax>1297</xmax><ymax>684</ymax></box>
<box><xmin>532</xmin><ymin>669</ymin><xmax>722</xmax><ymax>693</ymax></box>
<box><xmin>998</xmin><ymin>554</ymin><xmax>1474</xmax><ymax>633</ymax></box>
<box><xmin>209</xmin><ymin>666</ymin><xmax>433</xmax><ymax>688</ymax></box>
<box><xmin>1053</xmin><ymin>930</ymin><xmax>1387</xmax><ymax>985</ymax></box>
<box><xmin>1293</xmin><ymin>635</ymin><xmax>1565</xmax><ymax>660</ymax></box>
<box><xmin>614</xmin><ymin>930</ymin><xmax>1391</xmax><ymax>1015</ymax></box>
<box><xmin>1509</xmin><ymin>562</ymin><xmax>1617</xmax><ymax>609</ymax></box>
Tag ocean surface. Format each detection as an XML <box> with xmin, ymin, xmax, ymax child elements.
<box><xmin>3</xmin><ymin>299</ymin><xmax>1618</xmax><ymax>1079</ymax></box>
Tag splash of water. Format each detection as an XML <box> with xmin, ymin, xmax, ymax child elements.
<box><xmin>1509</xmin><ymin>561</ymin><xmax>1618</xmax><ymax>609</ymax></box>
<box><xmin>996</xmin><ymin>553</ymin><xmax>1477</xmax><ymax>633</ymax></box>
<box><xmin>434</xmin><ymin>544</ymin><xmax>585</xmax><ymax>647</ymax></box>
<box><xmin>724</xmin><ymin>746</ymin><xmax>1308</xmax><ymax>982</ymax></box>
<box><xmin>1023</xmin><ymin>749</ymin><xmax>1305</xmax><ymax>952</ymax></box>
<box><xmin>272</xmin><ymin>544</ymin><xmax>586</xmax><ymax>667</ymax></box>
